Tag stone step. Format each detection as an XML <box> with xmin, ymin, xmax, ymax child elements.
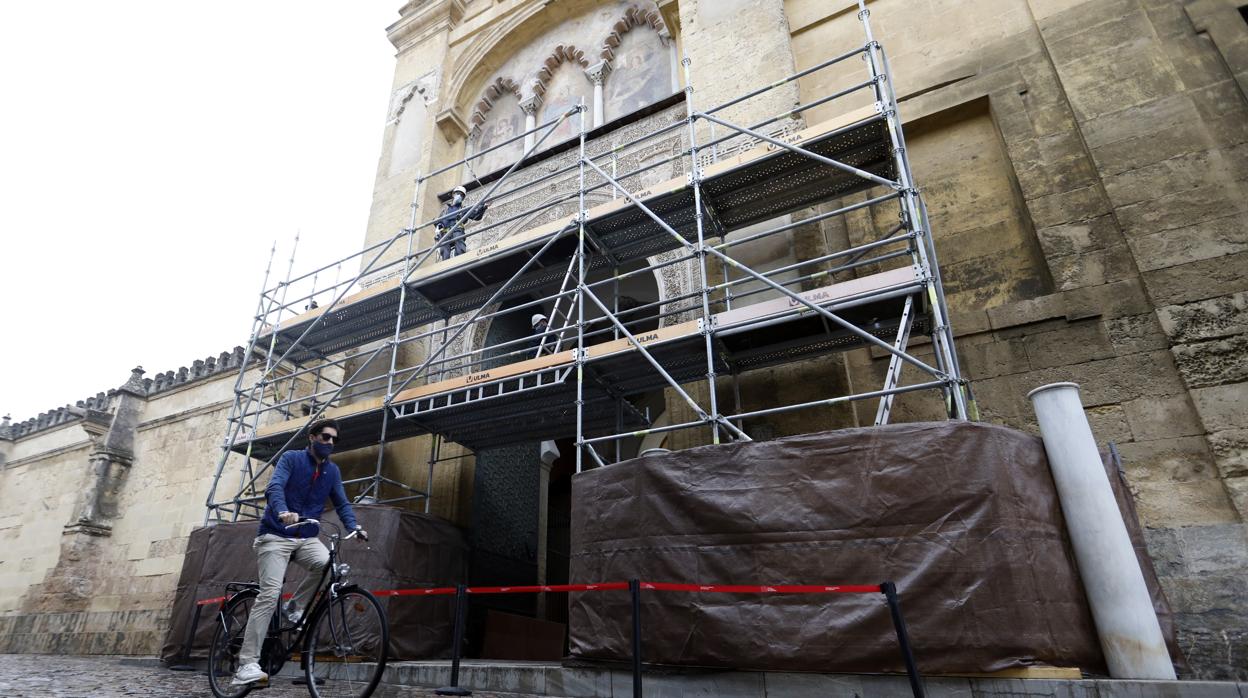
<box><xmin>367</xmin><ymin>660</ymin><xmax>1248</xmax><ymax>698</ymax></box>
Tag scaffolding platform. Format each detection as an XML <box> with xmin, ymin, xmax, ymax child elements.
<box><xmin>234</xmin><ymin>267</ymin><xmax>923</xmax><ymax>458</ymax></box>
<box><xmin>206</xmin><ymin>10</ymin><xmax>971</xmax><ymax>519</ymax></box>
<box><xmin>260</xmin><ymin>107</ymin><xmax>892</xmax><ymax>365</ymax></box>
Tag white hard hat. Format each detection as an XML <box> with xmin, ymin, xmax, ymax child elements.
<box><xmin>452</xmin><ymin>186</ymin><xmax>467</xmax><ymax>197</ymax></box>
<box><xmin>531</xmin><ymin>313</ymin><xmax>547</xmax><ymax>326</ymax></box>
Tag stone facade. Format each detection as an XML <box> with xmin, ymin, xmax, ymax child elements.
<box><xmin>0</xmin><ymin>352</ymin><xmax>258</xmax><ymax>654</ymax></box>
<box><xmin>1</xmin><ymin>0</ymin><xmax>1245</xmax><ymax>681</ymax></box>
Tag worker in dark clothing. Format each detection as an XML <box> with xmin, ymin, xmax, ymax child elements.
<box><xmin>531</xmin><ymin>312</ymin><xmax>550</xmax><ymax>357</ymax></box>
<box><xmin>435</xmin><ymin>186</ymin><xmax>488</xmax><ymax>260</ymax></box>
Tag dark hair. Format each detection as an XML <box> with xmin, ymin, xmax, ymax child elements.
<box><xmin>308</xmin><ymin>418</ymin><xmax>340</xmax><ymax>436</ymax></box>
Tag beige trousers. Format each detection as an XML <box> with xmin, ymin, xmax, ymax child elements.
<box><xmin>238</xmin><ymin>533</ymin><xmax>329</xmax><ymax>666</ymax></box>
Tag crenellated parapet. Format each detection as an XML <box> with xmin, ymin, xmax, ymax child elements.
<box><xmin>3</xmin><ymin>346</ymin><xmax>251</xmax><ymax>441</ymax></box>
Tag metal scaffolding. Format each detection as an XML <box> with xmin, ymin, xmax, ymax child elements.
<box><xmin>204</xmin><ymin>1</ymin><xmax>971</xmax><ymax>522</ymax></box>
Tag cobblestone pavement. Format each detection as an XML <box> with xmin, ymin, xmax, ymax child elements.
<box><xmin>0</xmin><ymin>654</ymin><xmax>568</xmax><ymax>698</ymax></box>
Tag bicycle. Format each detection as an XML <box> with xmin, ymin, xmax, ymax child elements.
<box><xmin>207</xmin><ymin>518</ymin><xmax>389</xmax><ymax>698</ymax></box>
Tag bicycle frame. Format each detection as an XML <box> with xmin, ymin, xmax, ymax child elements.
<box><xmin>218</xmin><ymin>518</ymin><xmax>366</xmax><ymax>676</ymax></box>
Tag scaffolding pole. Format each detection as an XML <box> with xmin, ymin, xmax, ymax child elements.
<box><xmin>205</xmin><ymin>6</ymin><xmax>968</xmax><ymax>519</ymax></box>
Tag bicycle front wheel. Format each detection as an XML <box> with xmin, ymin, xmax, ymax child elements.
<box><xmin>304</xmin><ymin>587</ymin><xmax>389</xmax><ymax>698</ymax></box>
<box><xmin>207</xmin><ymin>592</ymin><xmax>257</xmax><ymax>698</ymax></box>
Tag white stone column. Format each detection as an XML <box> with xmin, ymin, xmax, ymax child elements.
<box><xmin>585</xmin><ymin>61</ymin><xmax>611</xmax><ymax>129</ymax></box>
<box><xmin>1028</xmin><ymin>382</ymin><xmax>1176</xmax><ymax>680</ymax></box>
<box><xmin>519</xmin><ymin>95</ymin><xmax>542</xmax><ymax>152</ymax></box>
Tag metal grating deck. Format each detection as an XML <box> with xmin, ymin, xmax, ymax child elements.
<box><xmin>259</xmin><ymin>112</ymin><xmax>894</xmax><ymax>365</ymax></box>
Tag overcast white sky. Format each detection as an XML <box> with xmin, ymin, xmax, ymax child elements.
<box><xmin>0</xmin><ymin>2</ymin><xmax>401</xmax><ymax>422</ymax></box>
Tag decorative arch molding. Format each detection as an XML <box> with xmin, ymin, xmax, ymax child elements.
<box><xmin>471</xmin><ymin>76</ymin><xmax>524</xmax><ymax>128</ymax></box>
<box><xmin>534</xmin><ymin>44</ymin><xmax>591</xmax><ymax>96</ymax></box>
<box><xmin>445</xmin><ymin>1</ymin><xmax>561</xmax><ymax>122</ymax></box>
<box><xmin>599</xmin><ymin>5</ymin><xmax>671</xmax><ymax>64</ymax></box>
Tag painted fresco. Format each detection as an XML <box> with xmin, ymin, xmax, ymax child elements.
<box><xmin>541</xmin><ymin>64</ymin><xmax>594</xmax><ymax>145</ymax></box>
<box><xmin>472</xmin><ymin>93</ymin><xmax>526</xmax><ymax>175</ymax></box>
<box><xmin>604</xmin><ymin>28</ymin><xmax>672</xmax><ymax>122</ymax></box>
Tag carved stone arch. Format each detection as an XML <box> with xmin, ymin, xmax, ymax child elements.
<box><xmin>470</xmin><ymin>76</ymin><xmax>524</xmax><ymax>129</ymax></box>
<box><xmin>599</xmin><ymin>5</ymin><xmax>671</xmax><ymax>64</ymax></box>
<box><xmin>445</xmin><ymin>0</ymin><xmax>590</xmax><ymax>120</ymax></box>
<box><xmin>533</xmin><ymin>44</ymin><xmax>591</xmax><ymax>97</ymax></box>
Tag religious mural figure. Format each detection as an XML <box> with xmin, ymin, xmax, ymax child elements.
<box><xmin>542</xmin><ymin>66</ymin><xmax>593</xmax><ymax>144</ymax></box>
<box><xmin>605</xmin><ymin>28</ymin><xmax>672</xmax><ymax>122</ymax></box>
<box><xmin>473</xmin><ymin>95</ymin><xmax>525</xmax><ymax>174</ymax></box>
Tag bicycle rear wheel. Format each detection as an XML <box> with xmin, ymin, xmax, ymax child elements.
<box><xmin>304</xmin><ymin>586</ymin><xmax>389</xmax><ymax>698</ymax></box>
<box><xmin>207</xmin><ymin>591</ymin><xmax>257</xmax><ymax>698</ymax></box>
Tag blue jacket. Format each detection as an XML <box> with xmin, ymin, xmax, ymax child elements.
<box><xmin>258</xmin><ymin>449</ymin><xmax>359</xmax><ymax>539</ymax></box>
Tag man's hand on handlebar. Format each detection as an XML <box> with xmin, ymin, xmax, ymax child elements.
<box><xmin>279</xmin><ymin>511</ymin><xmax>299</xmax><ymax>525</ymax></box>
<box><xmin>346</xmin><ymin>525</ymin><xmax>369</xmax><ymax>542</ymax></box>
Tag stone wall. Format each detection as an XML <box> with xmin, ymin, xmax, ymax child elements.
<box><xmin>2</xmin><ymin>0</ymin><xmax>1244</xmax><ymax>679</ymax></box>
<box><xmin>0</xmin><ymin>358</ymin><xmax>260</xmax><ymax>655</ymax></box>
<box><xmin>366</xmin><ymin>0</ymin><xmax>1247</xmax><ymax>678</ymax></box>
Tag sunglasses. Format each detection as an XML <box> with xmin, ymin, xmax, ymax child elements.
<box><xmin>313</xmin><ymin>433</ymin><xmax>338</xmax><ymax>443</ymax></box>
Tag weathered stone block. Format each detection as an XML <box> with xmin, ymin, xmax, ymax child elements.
<box><xmin>1157</xmin><ymin>292</ymin><xmax>1248</xmax><ymax>343</ymax></box>
<box><xmin>1117</xmin><ymin>435</ymin><xmax>1216</xmax><ymax>483</ymax></box>
<box><xmin>1146</xmin><ymin>522</ymin><xmax>1248</xmax><ymax>577</ymax></box>
<box><xmin>1172</xmin><ymin>335</ymin><xmax>1248</xmax><ymax>389</ymax></box>
<box><xmin>1057</xmin><ymin>40</ymin><xmax>1185</xmax><ymax>122</ymax></box>
<box><xmin>1085</xmin><ymin>403</ymin><xmax>1134</xmax><ymax>444</ymax></box>
<box><xmin>1207</xmin><ymin>429</ymin><xmax>1248</xmax><ymax>478</ymax></box>
<box><xmin>1035</xmin><ymin>0</ymin><xmax>1137</xmax><ymax>41</ymax></box>
<box><xmin>1061</xmin><ymin>278</ymin><xmax>1152</xmax><ymax>321</ymax></box>
<box><xmin>1024</xmin><ymin>102</ymin><xmax>1077</xmax><ymax>138</ymax></box>
<box><xmin>1144</xmin><ymin>1</ymin><xmax>1195</xmax><ymax>39</ymax></box>
<box><xmin>1103</xmin><ymin>150</ymin><xmax>1221</xmax><ymax>208</ymax></box>
<box><xmin>1090</xmin><ymin>126</ymin><xmax>1211</xmax><ymax>179</ymax></box>
<box><xmin>1128</xmin><ymin>214</ymin><xmax>1248</xmax><ymax>272</ymax></box>
<box><xmin>1035</xmin><ymin>215</ymin><xmax>1124</xmax><ymax>258</ymax></box>
<box><xmin>986</xmin><ymin>293</ymin><xmax>1065</xmax><ymax>330</ymax></box>
<box><xmin>1045</xmin><ymin>8</ymin><xmax>1155</xmax><ymax>66</ymax></box>
<box><xmin>1163</xmin><ymin>32</ymin><xmax>1233</xmax><ymax>89</ymax></box>
<box><xmin>1047</xmin><ymin>244</ymin><xmax>1137</xmax><ymax>291</ymax></box>
<box><xmin>1132</xmin><ymin>477</ymin><xmax>1240</xmax><ymax>526</ymax></box>
<box><xmin>1013</xmin><ymin>156</ymin><xmax>1100</xmax><ymax>201</ymax></box>
<box><xmin>960</xmin><ymin>339</ymin><xmax>1031</xmax><ymax>380</ymax></box>
<box><xmin>1142</xmin><ymin>252</ymin><xmax>1248</xmax><ymax>307</ymax></box>
<box><xmin>1116</xmin><ymin>182</ymin><xmax>1245</xmax><ymax>237</ymax></box>
<box><xmin>1080</xmin><ymin>92</ymin><xmax>1197</xmax><ymax>149</ymax></box>
<box><xmin>1022</xmin><ymin>320</ymin><xmax>1116</xmax><ymax>369</ymax></box>
<box><xmin>1224</xmin><ymin>476</ymin><xmax>1248</xmax><ymax>522</ymax></box>
<box><xmin>1191</xmin><ymin>381</ymin><xmax>1248</xmax><ymax>431</ymax></box>
<box><xmin>1025</xmin><ymin>183</ymin><xmax>1111</xmax><ymax>228</ymax></box>
<box><xmin>1123</xmin><ymin>393</ymin><xmax>1205</xmax><ymax>441</ymax></box>
<box><xmin>949</xmin><ymin>308</ymin><xmax>991</xmax><ymax>336</ymax></box>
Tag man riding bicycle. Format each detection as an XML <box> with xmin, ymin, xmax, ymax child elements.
<box><xmin>232</xmin><ymin>418</ymin><xmax>365</xmax><ymax>686</ymax></box>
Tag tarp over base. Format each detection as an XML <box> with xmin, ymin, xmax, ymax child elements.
<box><xmin>160</xmin><ymin>505</ymin><xmax>467</xmax><ymax>663</ymax></box>
<box><xmin>568</xmin><ymin>421</ymin><xmax>1178</xmax><ymax>674</ymax></box>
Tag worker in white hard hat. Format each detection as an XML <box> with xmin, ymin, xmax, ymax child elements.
<box><xmin>434</xmin><ymin>185</ymin><xmax>488</xmax><ymax>260</ymax></box>
<box><xmin>531</xmin><ymin>312</ymin><xmax>550</xmax><ymax>356</ymax></box>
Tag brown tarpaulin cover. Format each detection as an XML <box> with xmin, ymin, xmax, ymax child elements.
<box><xmin>568</xmin><ymin>421</ymin><xmax>1179</xmax><ymax>674</ymax></box>
<box><xmin>160</xmin><ymin>505</ymin><xmax>468</xmax><ymax>663</ymax></box>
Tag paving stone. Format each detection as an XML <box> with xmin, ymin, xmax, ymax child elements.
<box><xmin>0</xmin><ymin>653</ymin><xmax>567</xmax><ymax>698</ymax></box>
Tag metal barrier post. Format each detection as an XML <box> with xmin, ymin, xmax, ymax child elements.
<box><xmin>882</xmin><ymin>581</ymin><xmax>924</xmax><ymax>698</ymax></box>
<box><xmin>436</xmin><ymin>584</ymin><xmax>472</xmax><ymax>696</ymax></box>
<box><xmin>629</xmin><ymin>578</ymin><xmax>643</xmax><ymax>698</ymax></box>
<box><xmin>167</xmin><ymin>603</ymin><xmax>204</xmax><ymax>671</ymax></box>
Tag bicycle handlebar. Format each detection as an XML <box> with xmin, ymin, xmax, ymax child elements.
<box><xmin>285</xmin><ymin>517</ymin><xmax>368</xmax><ymax>541</ymax></box>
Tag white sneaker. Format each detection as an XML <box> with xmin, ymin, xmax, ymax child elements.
<box><xmin>231</xmin><ymin>662</ymin><xmax>268</xmax><ymax>685</ymax></box>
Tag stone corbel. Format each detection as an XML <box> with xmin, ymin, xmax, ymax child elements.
<box><xmin>436</xmin><ymin>107</ymin><xmax>470</xmax><ymax>142</ymax></box>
